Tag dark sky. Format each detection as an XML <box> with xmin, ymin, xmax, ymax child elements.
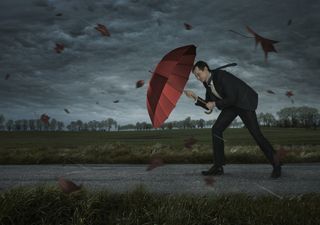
<box><xmin>0</xmin><ymin>0</ymin><xmax>319</xmax><ymax>125</ymax></box>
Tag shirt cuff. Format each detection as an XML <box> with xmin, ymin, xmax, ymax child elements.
<box><xmin>194</xmin><ymin>96</ymin><xmax>198</xmax><ymax>103</ymax></box>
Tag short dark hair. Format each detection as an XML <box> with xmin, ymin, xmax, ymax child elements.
<box><xmin>192</xmin><ymin>60</ymin><xmax>210</xmax><ymax>72</ymax></box>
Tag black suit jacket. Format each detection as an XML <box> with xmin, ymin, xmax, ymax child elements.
<box><xmin>195</xmin><ymin>69</ymin><xmax>258</xmax><ymax>111</ymax></box>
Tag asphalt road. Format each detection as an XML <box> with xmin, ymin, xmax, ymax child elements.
<box><xmin>1</xmin><ymin>163</ymin><xmax>320</xmax><ymax>197</ymax></box>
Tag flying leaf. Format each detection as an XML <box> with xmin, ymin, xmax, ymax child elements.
<box><xmin>96</xmin><ymin>101</ymin><xmax>99</xmax><ymax>105</ymax></box>
<box><xmin>95</xmin><ymin>24</ymin><xmax>110</xmax><ymax>36</ymax></box>
<box><xmin>113</xmin><ymin>100</ymin><xmax>119</xmax><ymax>103</ymax></box>
<box><xmin>55</xmin><ymin>13</ymin><xmax>63</xmax><ymax>16</ymax></box>
<box><xmin>267</xmin><ymin>90</ymin><xmax>275</xmax><ymax>94</ymax></box>
<box><xmin>286</xmin><ymin>91</ymin><xmax>294</xmax><ymax>97</ymax></box>
<box><xmin>58</xmin><ymin>177</ymin><xmax>82</xmax><ymax>194</ymax></box>
<box><xmin>136</xmin><ymin>80</ymin><xmax>144</xmax><ymax>88</ymax></box>
<box><xmin>287</xmin><ymin>19</ymin><xmax>292</xmax><ymax>26</ymax></box>
<box><xmin>40</xmin><ymin>114</ymin><xmax>50</xmax><ymax>124</ymax></box>
<box><xmin>64</xmin><ymin>108</ymin><xmax>70</xmax><ymax>114</ymax></box>
<box><xmin>184</xmin><ymin>23</ymin><xmax>192</xmax><ymax>30</ymax></box>
<box><xmin>54</xmin><ymin>43</ymin><xmax>64</xmax><ymax>53</ymax></box>
<box><xmin>246</xmin><ymin>26</ymin><xmax>279</xmax><ymax>61</ymax></box>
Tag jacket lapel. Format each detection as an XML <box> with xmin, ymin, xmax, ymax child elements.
<box><xmin>209</xmin><ymin>69</ymin><xmax>223</xmax><ymax>98</ymax></box>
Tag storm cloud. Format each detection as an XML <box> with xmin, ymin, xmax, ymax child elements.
<box><xmin>0</xmin><ymin>0</ymin><xmax>319</xmax><ymax>125</ymax></box>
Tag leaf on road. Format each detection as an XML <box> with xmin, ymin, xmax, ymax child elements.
<box><xmin>146</xmin><ymin>157</ymin><xmax>164</xmax><ymax>171</ymax></box>
<box><xmin>58</xmin><ymin>176</ymin><xmax>82</xmax><ymax>194</ymax></box>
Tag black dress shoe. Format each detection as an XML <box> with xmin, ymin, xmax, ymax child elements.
<box><xmin>271</xmin><ymin>165</ymin><xmax>281</xmax><ymax>178</ymax></box>
<box><xmin>202</xmin><ymin>165</ymin><xmax>224</xmax><ymax>176</ymax></box>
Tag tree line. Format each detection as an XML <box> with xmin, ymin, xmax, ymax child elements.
<box><xmin>0</xmin><ymin>106</ymin><xmax>319</xmax><ymax>131</ymax></box>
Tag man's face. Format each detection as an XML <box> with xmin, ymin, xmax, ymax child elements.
<box><xmin>193</xmin><ymin>66</ymin><xmax>209</xmax><ymax>82</ymax></box>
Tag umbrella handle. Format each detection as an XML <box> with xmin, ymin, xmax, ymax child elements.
<box><xmin>196</xmin><ymin>97</ymin><xmax>213</xmax><ymax>114</ymax></box>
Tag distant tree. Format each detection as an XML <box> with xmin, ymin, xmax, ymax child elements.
<box><xmin>0</xmin><ymin>114</ymin><xmax>5</xmax><ymax>130</ymax></box>
<box><xmin>28</xmin><ymin>119</ymin><xmax>36</xmax><ymax>131</ymax></box>
<box><xmin>76</xmin><ymin>120</ymin><xmax>83</xmax><ymax>131</ymax></box>
<box><xmin>136</xmin><ymin>122</ymin><xmax>141</xmax><ymax>130</ymax></box>
<box><xmin>50</xmin><ymin>119</ymin><xmax>57</xmax><ymax>131</ymax></box>
<box><xmin>5</xmin><ymin>119</ymin><xmax>14</xmax><ymax>131</ymax></box>
<box><xmin>205</xmin><ymin>120</ymin><xmax>215</xmax><ymax>128</ymax></box>
<box><xmin>107</xmin><ymin>118</ymin><xmax>114</xmax><ymax>131</ymax></box>
<box><xmin>36</xmin><ymin>119</ymin><xmax>42</xmax><ymax>131</ymax></box>
<box><xmin>263</xmin><ymin>113</ymin><xmax>276</xmax><ymax>127</ymax></box>
<box><xmin>183</xmin><ymin>117</ymin><xmax>191</xmax><ymax>129</ymax></box>
<box><xmin>197</xmin><ymin>119</ymin><xmax>205</xmax><ymax>128</ymax></box>
<box><xmin>57</xmin><ymin>121</ymin><xmax>65</xmax><ymax>131</ymax></box>
<box><xmin>257</xmin><ymin>112</ymin><xmax>265</xmax><ymax>126</ymax></box>
<box><xmin>21</xmin><ymin>119</ymin><xmax>28</xmax><ymax>131</ymax></box>
<box><xmin>14</xmin><ymin>120</ymin><xmax>22</xmax><ymax>131</ymax></box>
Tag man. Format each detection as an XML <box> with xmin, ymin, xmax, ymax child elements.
<box><xmin>184</xmin><ymin>60</ymin><xmax>281</xmax><ymax>178</ymax></box>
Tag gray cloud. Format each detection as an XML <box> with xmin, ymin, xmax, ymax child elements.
<box><xmin>0</xmin><ymin>0</ymin><xmax>319</xmax><ymax>125</ymax></box>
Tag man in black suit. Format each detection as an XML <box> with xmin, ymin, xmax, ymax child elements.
<box><xmin>185</xmin><ymin>60</ymin><xmax>281</xmax><ymax>178</ymax></box>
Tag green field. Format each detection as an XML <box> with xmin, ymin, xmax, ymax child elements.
<box><xmin>0</xmin><ymin>128</ymin><xmax>320</xmax><ymax>164</ymax></box>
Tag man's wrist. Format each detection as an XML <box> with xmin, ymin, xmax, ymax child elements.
<box><xmin>193</xmin><ymin>96</ymin><xmax>198</xmax><ymax>103</ymax></box>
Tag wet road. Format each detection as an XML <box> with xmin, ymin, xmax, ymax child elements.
<box><xmin>1</xmin><ymin>163</ymin><xmax>319</xmax><ymax>197</ymax></box>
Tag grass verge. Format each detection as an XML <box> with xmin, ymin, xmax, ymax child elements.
<box><xmin>0</xmin><ymin>184</ymin><xmax>319</xmax><ymax>225</ymax></box>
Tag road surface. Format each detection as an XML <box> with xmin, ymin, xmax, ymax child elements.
<box><xmin>1</xmin><ymin>163</ymin><xmax>319</xmax><ymax>197</ymax></box>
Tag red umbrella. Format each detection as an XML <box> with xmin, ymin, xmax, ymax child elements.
<box><xmin>147</xmin><ymin>44</ymin><xmax>196</xmax><ymax>128</ymax></box>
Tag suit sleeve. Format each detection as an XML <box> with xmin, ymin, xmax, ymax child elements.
<box><xmin>214</xmin><ymin>71</ymin><xmax>238</xmax><ymax>110</ymax></box>
<box><xmin>194</xmin><ymin>89</ymin><xmax>211</xmax><ymax>110</ymax></box>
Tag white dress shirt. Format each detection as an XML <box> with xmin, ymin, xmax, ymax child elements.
<box><xmin>194</xmin><ymin>71</ymin><xmax>223</xmax><ymax>103</ymax></box>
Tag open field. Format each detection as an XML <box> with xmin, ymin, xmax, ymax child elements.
<box><xmin>0</xmin><ymin>128</ymin><xmax>320</xmax><ymax>164</ymax></box>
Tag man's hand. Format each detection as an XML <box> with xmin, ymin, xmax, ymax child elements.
<box><xmin>184</xmin><ymin>90</ymin><xmax>197</xmax><ymax>101</ymax></box>
<box><xmin>206</xmin><ymin>101</ymin><xmax>216</xmax><ymax>110</ymax></box>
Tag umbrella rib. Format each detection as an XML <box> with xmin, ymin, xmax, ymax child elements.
<box><xmin>171</xmin><ymin>71</ymin><xmax>189</xmax><ymax>79</ymax></box>
<box><xmin>161</xmin><ymin>91</ymin><xmax>177</xmax><ymax>108</ymax></box>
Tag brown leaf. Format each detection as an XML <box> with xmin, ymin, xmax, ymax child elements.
<box><xmin>58</xmin><ymin>177</ymin><xmax>82</xmax><ymax>194</ymax></box>
<box><xmin>286</xmin><ymin>91</ymin><xmax>294</xmax><ymax>97</ymax></box>
<box><xmin>146</xmin><ymin>157</ymin><xmax>164</xmax><ymax>171</ymax></box>
<box><xmin>246</xmin><ymin>26</ymin><xmax>279</xmax><ymax>62</ymax></box>
<box><xmin>136</xmin><ymin>80</ymin><xmax>144</xmax><ymax>88</ymax></box>
<box><xmin>54</xmin><ymin>43</ymin><xmax>64</xmax><ymax>53</ymax></box>
<box><xmin>95</xmin><ymin>24</ymin><xmax>110</xmax><ymax>36</ymax></box>
<box><xmin>40</xmin><ymin>114</ymin><xmax>50</xmax><ymax>124</ymax></box>
<box><xmin>184</xmin><ymin>23</ymin><xmax>192</xmax><ymax>30</ymax></box>
<box><xmin>267</xmin><ymin>90</ymin><xmax>275</xmax><ymax>94</ymax></box>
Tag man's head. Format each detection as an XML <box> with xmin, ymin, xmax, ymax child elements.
<box><xmin>192</xmin><ymin>60</ymin><xmax>210</xmax><ymax>82</ymax></box>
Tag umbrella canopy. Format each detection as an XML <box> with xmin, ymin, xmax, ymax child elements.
<box><xmin>147</xmin><ymin>44</ymin><xmax>196</xmax><ymax>128</ymax></box>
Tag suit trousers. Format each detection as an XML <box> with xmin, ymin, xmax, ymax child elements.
<box><xmin>211</xmin><ymin>106</ymin><xmax>276</xmax><ymax>167</ymax></box>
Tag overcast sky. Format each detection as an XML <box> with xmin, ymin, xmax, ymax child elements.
<box><xmin>0</xmin><ymin>0</ymin><xmax>319</xmax><ymax>125</ymax></box>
